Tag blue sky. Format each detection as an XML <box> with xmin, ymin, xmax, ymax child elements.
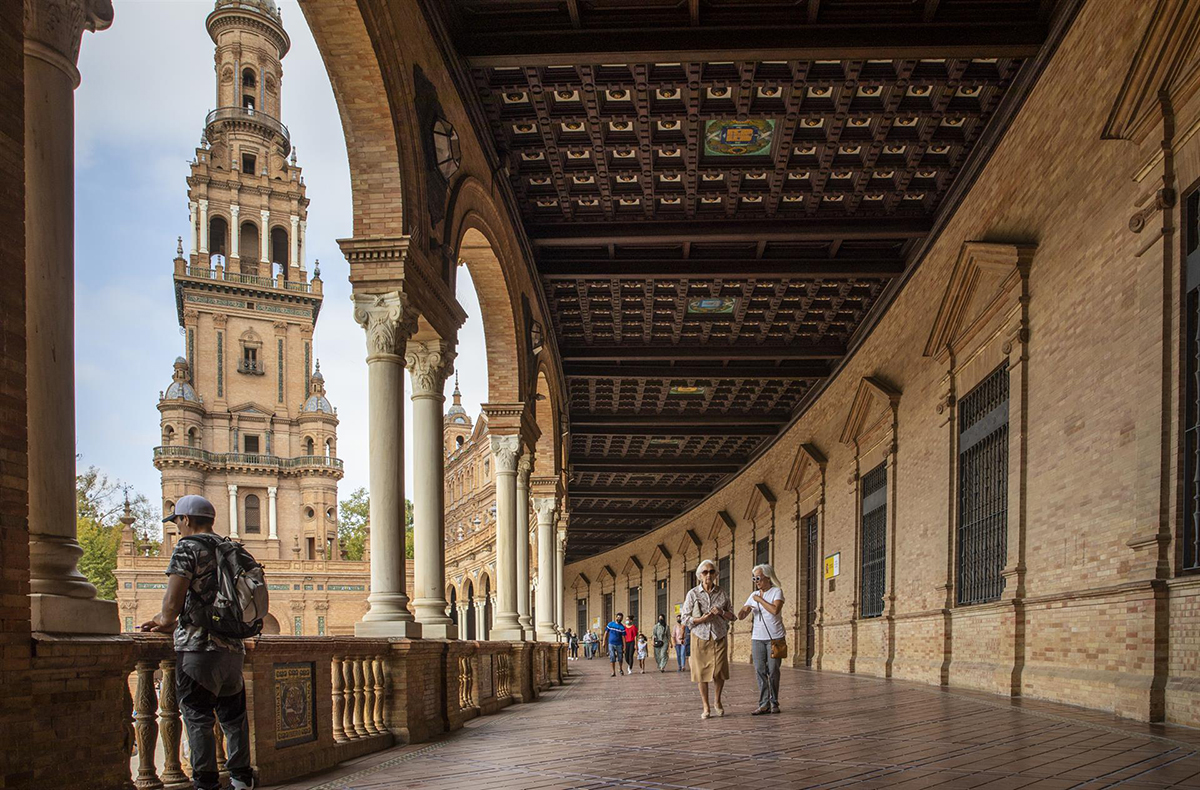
<box><xmin>74</xmin><ymin>0</ymin><xmax>489</xmax><ymax>508</ymax></box>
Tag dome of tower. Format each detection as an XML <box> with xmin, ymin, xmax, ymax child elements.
<box><xmin>303</xmin><ymin>394</ymin><xmax>334</xmax><ymax>414</ymax></box>
<box><xmin>164</xmin><ymin>357</ymin><xmax>200</xmax><ymax>402</ymax></box>
<box><xmin>446</xmin><ymin>373</ymin><xmax>468</xmax><ymax>421</ymax></box>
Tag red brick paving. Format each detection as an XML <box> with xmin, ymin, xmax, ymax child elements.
<box><xmin>265</xmin><ymin>657</ymin><xmax>1200</xmax><ymax>790</ymax></box>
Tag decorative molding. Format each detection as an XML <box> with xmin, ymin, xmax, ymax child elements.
<box><xmin>571</xmin><ymin>573</ymin><xmax>590</xmax><ymax>591</ymax></box>
<box><xmin>743</xmin><ymin>482</ymin><xmax>776</xmax><ymax>522</ymax></box>
<box><xmin>404</xmin><ymin>338</ymin><xmax>455</xmax><ymax>396</ymax></box>
<box><xmin>785</xmin><ymin>442</ymin><xmax>828</xmax><ymax>492</ymax></box>
<box><xmin>675</xmin><ymin>528</ymin><xmax>702</xmax><ymax>558</ymax></box>
<box><xmin>649</xmin><ymin>542</ymin><xmax>672</xmax><ymax>569</ymax></box>
<box><xmin>490</xmin><ymin>435</ymin><xmax>522</xmax><ymax>473</ymax></box>
<box><xmin>707</xmin><ymin>510</ymin><xmax>736</xmax><ymax>542</ymax></box>
<box><xmin>516</xmin><ymin>454</ymin><xmax>533</xmax><ymax>487</ymax></box>
<box><xmin>353</xmin><ymin>291</ymin><xmax>417</xmax><ymax>359</ymax></box>
<box><xmin>923</xmin><ymin>242</ymin><xmax>1037</xmax><ymax>364</ymax></box>
<box><xmin>839</xmin><ymin>376</ymin><xmax>901</xmax><ymax>447</ymax></box>
<box><xmin>1103</xmin><ymin>0</ymin><xmax>1200</xmax><ymax>143</ymax></box>
<box><xmin>532</xmin><ymin>496</ymin><xmax>557</xmax><ymax>521</ymax></box>
<box><xmin>621</xmin><ymin>555</ymin><xmax>643</xmax><ymax>579</ymax></box>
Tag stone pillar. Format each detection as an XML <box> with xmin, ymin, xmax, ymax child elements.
<box><xmin>516</xmin><ymin>455</ymin><xmax>533</xmax><ymax>634</ymax></box>
<box><xmin>406</xmin><ymin>338</ymin><xmax>456</xmax><ymax>639</ymax></box>
<box><xmin>188</xmin><ymin>201</ymin><xmax>198</xmax><ymax>254</ymax></box>
<box><xmin>267</xmin><ymin>486</ymin><xmax>277</xmax><ymax>540</ymax></box>
<box><xmin>228</xmin><ymin>484</ymin><xmax>239</xmax><ymax>539</ymax></box>
<box><xmin>534</xmin><ymin>497</ymin><xmax>558</xmax><ymax>642</ymax></box>
<box><xmin>352</xmin><ymin>292</ymin><xmax>420</xmax><ymax>638</ymax></box>
<box><xmin>474</xmin><ymin>597</ymin><xmax>487</xmax><ymax>640</ymax></box>
<box><xmin>259</xmin><ymin>209</ymin><xmax>270</xmax><ymax>265</ymax></box>
<box><xmin>24</xmin><ymin>0</ymin><xmax>117</xmax><ymax>635</ymax></box>
<box><xmin>289</xmin><ymin>214</ymin><xmax>299</xmax><ymax>269</ymax></box>
<box><xmin>555</xmin><ymin>529</ymin><xmax>566</xmax><ymax>637</ymax></box>
<box><xmin>230</xmin><ymin>204</ymin><xmax>240</xmax><ymax>264</ymax></box>
<box><xmin>198</xmin><ymin>198</ymin><xmax>209</xmax><ymax>253</ymax></box>
<box><xmin>490</xmin><ymin>436</ymin><xmax>524</xmax><ymax>640</ymax></box>
<box><xmin>299</xmin><ymin>219</ymin><xmax>307</xmax><ymax>267</ymax></box>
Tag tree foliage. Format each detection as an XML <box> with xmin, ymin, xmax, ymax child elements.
<box><xmin>74</xmin><ymin>460</ymin><xmax>159</xmax><ymax>600</ymax></box>
<box><xmin>337</xmin><ymin>487</ymin><xmax>414</xmax><ymax>561</ymax></box>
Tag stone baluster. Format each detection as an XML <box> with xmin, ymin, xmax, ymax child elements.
<box><xmin>352</xmin><ymin>658</ymin><xmax>368</xmax><ymax>738</ymax></box>
<box><xmin>133</xmin><ymin>661</ymin><xmax>163</xmax><ymax>790</ymax></box>
<box><xmin>158</xmin><ymin>659</ymin><xmax>188</xmax><ymax>789</ymax></box>
<box><xmin>332</xmin><ymin>656</ymin><xmax>346</xmax><ymax>743</ymax></box>
<box><xmin>372</xmin><ymin>655</ymin><xmax>386</xmax><ymax>732</ymax></box>
<box><xmin>341</xmin><ymin>659</ymin><xmax>356</xmax><ymax>739</ymax></box>
<box><xmin>361</xmin><ymin>659</ymin><xmax>378</xmax><ymax>736</ymax></box>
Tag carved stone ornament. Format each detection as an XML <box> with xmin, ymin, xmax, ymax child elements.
<box><xmin>516</xmin><ymin>454</ymin><xmax>533</xmax><ymax>486</ymax></box>
<box><xmin>404</xmin><ymin>339</ymin><xmax>455</xmax><ymax>396</ymax></box>
<box><xmin>183</xmin><ymin>308</ymin><xmax>200</xmax><ymax>323</ymax></box>
<box><xmin>533</xmin><ymin>497</ymin><xmax>557</xmax><ymax>521</ymax></box>
<box><xmin>490</xmin><ymin>435</ymin><xmax>522</xmax><ymax>473</ymax></box>
<box><xmin>24</xmin><ymin>0</ymin><xmax>114</xmax><ymax>76</ymax></box>
<box><xmin>352</xmin><ymin>291</ymin><xmax>417</xmax><ymax>359</ymax></box>
<box><xmin>212</xmin><ymin>313</ymin><xmax>228</xmax><ymax>328</ymax></box>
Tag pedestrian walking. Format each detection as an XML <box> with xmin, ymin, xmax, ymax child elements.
<box><xmin>653</xmin><ymin>614</ymin><xmax>670</xmax><ymax>672</ymax></box>
<box><xmin>141</xmin><ymin>495</ymin><xmax>266</xmax><ymax>790</ymax></box>
<box><xmin>672</xmin><ymin>615</ymin><xmax>687</xmax><ymax>671</ymax></box>
<box><xmin>605</xmin><ymin>613</ymin><xmax>627</xmax><ymax>677</ymax></box>
<box><xmin>680</xmin><ymin>559</ymin><xmax>736</xmax><ymax>720</ymax></box>
<box><xmin>623</xmin><ymin>616</ymin><xmax>639</xmax><ymax>674</ymax></box>
<box><xmin>738</xmin><ymin>563</ymin><xmax>786</xmax><ymax>715</ymax></box>
<box><xmin>636</xmin><ymin>633</ymin><xmax>649</xmax><ymax>673</ymax></box>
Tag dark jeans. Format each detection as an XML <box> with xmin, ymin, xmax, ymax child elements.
<box><xmin>177</xmin><ymin>656</ymin><xmax>253</xmax><ymax>790</ymax></box>
<box><xmin>624</xmin><ymin>641</ymin><xmax>636</xmax><ymax>669</ymax></box>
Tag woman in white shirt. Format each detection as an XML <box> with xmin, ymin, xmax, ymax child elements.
<box><xmin>738</xmin><ymin>563</ymin><xmax>785</xmax><ymax>715</ymax></box>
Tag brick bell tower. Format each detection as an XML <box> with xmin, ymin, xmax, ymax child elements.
<box><xmin>153</xmin><ymin>0</ymin><xmax>341</xmax><ymax>562</ymax></box>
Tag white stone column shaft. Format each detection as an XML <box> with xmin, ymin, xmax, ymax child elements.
<box><xmin>299</xmin><ymin>219</ymin><xmax>307</xmax><ymax>267</ymax></box>
<box><xmin>353</xmin><ymin>292</ymin><xmax>420</xmax><ymax>638</ymax></box>
<box><xmin>259</xmin><ymin>209</ymin><xmax>269</xmax><ymax>262</ymax></box>
<box><xmin>490</xmin><ymin>435</ymin><xmax>524</xmax><ymax>640</ymax></box>
<box><xmin>406</xmin><ymin>339</ymin><xmax>456</xmax><ymax>639</ymax></box>
<box><xmin>228</xmin><ymin>484</ymin><xmax>239</xmax><ymax>539</ymax></box>
<box><xmin>534</xmin><ymin>497</ymin><xmax>558</xmax><ymax>642</ymax></box>
<box><xmin>515</xmin><ymin>456</ymin><xmax>533</xmax><ymax>634</ymax></box>
<box><xmin>188</xmin><ymin>201</ymin><xmax>198</xmax><ymax>254</ymax></box>
<box><xmin>267</xmin><ymin>485</ymin><xmax>278</xmax><ymax>540</ymax></box>
<box><xmin>289</xmin><ymin>214</ymin><xmax>299</xmax><ymax>268</ymax></box>
<box><xmin>198</xmin><ymin>199</ymin><xmax>209</xmax><ymax>253</ymax></box>
<box><xmin>25</xmin><ymin>0</ymin><xmax>118</xmax><ymax>635</ymax></box>
<box><xmin>555</xmin><ymin>529</ymin><xmax>566</xmax><ymax>637</ymax></box>
<box><xmin>475</xmin><ymin>597</ymin><xmax>487</xmax><ymax>639</ymax></box>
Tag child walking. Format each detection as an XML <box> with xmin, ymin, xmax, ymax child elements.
<box><xmin>636</xmin><ymin>633</ymin><xmax>649</xmax><ymax>673</ymax></box>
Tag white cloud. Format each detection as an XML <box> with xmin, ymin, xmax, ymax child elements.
<box><xmin>73</xmin><ymin>0</ymin><xmax>490</xmax><ymax>506</ymax></box>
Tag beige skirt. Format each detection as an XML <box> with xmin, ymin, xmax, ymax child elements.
<box><xmin>690</xmin><ymin>633</ymin><xmax>730</xmax><ymax>683</ymax></box>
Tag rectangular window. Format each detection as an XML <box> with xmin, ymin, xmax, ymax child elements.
<box><xmin>755</xmin><ymin>536</ymin><xmax>770</xmax><ymax>567</ymax></box>
<box><xmin>603</xmin><ymin>592</ymin><xmax>613</xmax><ymax>626</ymax></box>
<box><xmin>718</xmin><ymin>555</ymin><xmax>731</xmax><ymax>596</ymax></box>
<box><xmin>655</xmin><ymin>578</ymin><xmax>668</xmax><ymax>623</ymax></box>
<box><xmin>860</xmin><ymin>461</ymin><xmax>887</xmax><ymax>618</ymax></box>
<box><xmin>577</xmin><ymin>598</ymin><xmax>587</xmax><ymax>637</ymax></box>
<box><xmin>244</xmin><ymin>435</ymin><xmax>259</xmax><ymax>454</ymax></box>
<box><xmin>307</xmin><ymin>537</ymin><xmax>315</xmax><ymax>560</ymax></box>
<box><xmin>957</xmin><ymin>363</ymin><xmax>1010</xmax><ymax>605</ymax></box>
<box><xmin>293</xmin><ymin>616</ymin><xmax>302</xmax><ymax>635</ymax></box>
<box><xmin>628</xmin><ymin>585</ymin><xmax>640</xmax><ymax>626</ymax></box>
<box><xmin>804</xmin><ymin>512</ymin><xmax>818</xmax><ymax>666</ymax></box>
<box><xmin>1186</xmin><ymin>189</ymin><xmax>1200</xmax><ymax>573</ymax></box>
<box><xmin>242</xmin><ymin>152</ymin><xmax>256</xmax><ymax>174</ymax></box>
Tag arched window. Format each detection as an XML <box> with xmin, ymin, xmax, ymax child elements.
<box><xmin>209</xmin><ymin>216</ymin><xmax>229</xmax><ymax>257</ymax></box>
<box><xmin>163</xmin><ymin>425</ymin><xmax>175</xmax><ymax>445</ymax></box>
<box><xmin>325</xmin><ymin>438</ymin><xmax>333</xmax><ymax>457</ymax></box>
<box><xmin>305</xmin><ymin>437</ymin><xmax>315</xmax><ymax>456</ymax></box>
<box><xmin>270</xmin><ymin>226</ymin><xmax>288</xmax><ymax>270</ymax></box>
<box><xmin>455</xmin><ymin>435</ymin><xmax>464</xmax><ymax>450</ymax></box>
<box><xmin>187</xmin><ymin>428</ymin><xmax>198</xmax><ymax>447</ymax></box>
<box><xmin>242</xmin><ymin>68</ymin><xmax>256</xmax><ymax>89</ymax></box>
<box><xmin>239</xmin><ymin>220</ymin><xmax>259</xmax><ymax>261</ymax></box>
<box><xmin>244</xmin><ymin>494</ymin><xmax>261</xmax><ymax>533</ymax></box>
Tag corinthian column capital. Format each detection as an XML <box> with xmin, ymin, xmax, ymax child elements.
<box><xmin>24</xmin><ymin>0</ymin><xmax>114</xmax><ymax>84</ymax></box>
<box><xmin>516</xmin><ymin>454</ymin><xmax>533</xmax><ymax>487</ymax></box>
<box><xmin>490</xmin><ymin>435</ymin><xmax>522</xmax><ymax>473</ymax></box>
<box><xmin>352</xmin><ymin>291</ymin><xmax>417</xmax><ymax>360</ymax></box>
<box><xmin>533</xmin><ymin>496</ymin><xmax>557</xmax><ymax>523</ymax></box>
<box><xmin>404</xmin><ymin>339</ymin><xmax>456</xmax><ymax>397</ymax></box>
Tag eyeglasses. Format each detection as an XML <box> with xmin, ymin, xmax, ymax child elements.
<box><xmin>751</xmin><ymin>576</ymin><xmax>762</xmax><ymax>582</ymax></box>
<box><xmin>700</xmin><ymin>569</ymin><xmax>715</xmax><ymax>575</ymax></box>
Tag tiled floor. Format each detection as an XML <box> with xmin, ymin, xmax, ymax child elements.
<box><xmin>265</xmin><ymin>656</ymin><xmax>1200</xmax><ymax>790</ymax></box>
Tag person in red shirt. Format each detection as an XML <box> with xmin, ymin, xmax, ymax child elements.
<box><xmin>623</xmin><ymin>617</ymin><xmax>639</xmax><ymax>675</ymax></box>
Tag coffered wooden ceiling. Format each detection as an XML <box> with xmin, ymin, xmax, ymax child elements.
<box><xmin>430</xmin><ymin>0</ymin><xmax>1073</xmax><ymax>561</ymax></box>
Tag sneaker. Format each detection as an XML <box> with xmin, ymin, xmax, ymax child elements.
<box><xmin>770</xmin><ymin>705</ymin><xmax>781</xmax><ymax>714</ymax></box>
<box><xmin>231</xmin><ymin>779</ymin><xmax>255</xmax><ymax>790</ymax></box>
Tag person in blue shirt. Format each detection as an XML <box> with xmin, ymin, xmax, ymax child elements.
<box><xmin>605</xmin><ymin>612</ymin><xmax>627</xmax><ymax>677</ymax></box>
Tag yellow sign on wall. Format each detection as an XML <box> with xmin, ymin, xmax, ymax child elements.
<box><xmin>824</xmin><ymin>553</ymin><xmax>840</xmax><ymax>580</ymax></box>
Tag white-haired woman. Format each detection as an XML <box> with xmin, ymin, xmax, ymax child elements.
<box><xmin>680</xmin><ymin>558</ymin><xmax>736</xmax><ymax>719</ymax></box>
<box><xmin>738</xmin><ymin>563</ymin><xmax>785</xmax><ymax>714</ymax></box>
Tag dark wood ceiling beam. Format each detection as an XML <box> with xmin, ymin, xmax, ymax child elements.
<box><xmin>569</xmin><ymin>486</ymin><xmax>711</xmax><ymax>498</ymax></box>
<box><xmin>571</xmin><ymin>422</ymin><xmax>779</xmax><ymax>436</ymax></box>
<box><xmin>572</xmin><ymin>414</ymin><xmax>780</xmax><ymax>427</ymax></box>
<box><xmin>529</xmin><ymin>218</ymin><xmax>931</xmax><ymax>246</ymax></box>
<box><xmin>569</xmin><ymin>514</ymin><xmax>672</xmax><ymax>524</ymax></box>
<box><xmin>462</xmin><ymin>23</ymin><xmax>1046</xmax><ymax>67</ymax></box>
<box><xmin>539</xmin><ymin>258</ymin><xmax>907</xmax><ymax>280</ymax></box>
<box><xmin>566</xmin><ymin>362</ymin><xmax>827</xmax><ymax>380</ymax></box>
<box><xmin>573</xmin><ymin>459</ymin><xmax>745</xmax><ymax>472</ymax></box>
<box><xmin>561</xmin><ymin>344</ymin><xmax>844</xmax><ymax>361</ymax></box>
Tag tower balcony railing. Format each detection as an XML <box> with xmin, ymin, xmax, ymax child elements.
<box><xmin>205</xmin><ymin>106</ymin><xmax>291</xmax><ymax>153</ymax></box>
<box><xmin>179</xmin><ymin>261</ymin><xmax>315</xmax><ymax>294</ymax></box>
<box><xmin>153</xmin><ymin>446</ymin><xmax>343</xmax><ymax>475</ymax></box>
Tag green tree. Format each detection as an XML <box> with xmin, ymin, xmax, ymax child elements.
<box><xmin>74</xmin><ymin>460</ymin><xmax>159</xmax><ymax>600</ymax></box>
<box><xmin>337</xmin><ymin>487</ymin><xmax>414</xmax><ymax>561</ymax></box>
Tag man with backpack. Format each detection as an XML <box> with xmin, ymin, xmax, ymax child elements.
<box><xmin>141</xmin><ymin>495</ymin><xmax>267</xmax><ymax>790</ymax></box>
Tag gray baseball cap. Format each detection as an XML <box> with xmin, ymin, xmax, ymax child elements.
<box><xmin>163</xmin><ymin>494</ymin><xmax>217</xmax><ymax>523</ymax></box>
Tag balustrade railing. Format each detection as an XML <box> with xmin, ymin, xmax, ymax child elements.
<box><xmin>153</xmin><ymin>446</ymin><xmax>343</xmax><ymax>473</ymax></box>
<box><xmin>332</xmin><ymin>655</ymin><xmax>387</xmax><ymax>743</ymax></box>
<box><xmin>180</xmin><ymin>264</ymin><xmax>314</xmax><ymax>293</ymax></box>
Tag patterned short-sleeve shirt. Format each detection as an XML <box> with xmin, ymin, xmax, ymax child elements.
<box><xmin>680</xmin><ymin>584</ymin><xmax>734</xmax><ymax>641</ymax></box>
<box><xmin>165</xmin><ymin>533</ymin><xmax>245</xmax><ymax>654</ymax></box>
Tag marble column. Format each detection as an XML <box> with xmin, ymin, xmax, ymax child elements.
<box><xmin>299</xmin><ymin>219</ymin><xmax>307</xmax><ymax>267</ymax></box>
<box><xmin>267</xmin><ymin>486</ymin><xmax>278</xmax><ymax>540</ymax></box>
<box><xmin>24</xmin><ymin>0</ymin><xmax>116</xmax><ymax>635</ymax></box>
<box><xmin>406</xmin><ymin>338</ymin><xmax>456</xmax><ymax>639</ymax></box>
<box><xmin>534</xmin><ymin>497</ymin><xmax>558</xmax><ymax>642</ymax></box>
<box><xmin>352</xmin><ymin>292</ymin><xmax>420</xmax><ymax>638</ymax></box>
<box><xmin>198</xmin><ymin>199</ymin><xmax>209</xmax><ymax>254</ymax></box>
<box><xmin>259</xmin><ymin>209</ymin><xmax>270</xmax><ymax>268</ymax></box>
<box><xmin>188</xmin><ymin>201</ymin><xmax>198</xmax><ymax>254</ymax></box>
<box><xmin>230</xmin><ymin>204</ymin><xmax>240</xmax><ymax>264</ymax></box>
<box><xmin>490</xmin><ymin>435</ymin><xmax>524</xmax><ymax>640</ymax></box>
<box><xmin>457</xmin><ymin>603</ymin><xmax>469</xmax><ymax>634</ymax></box>
<box><xmin>228</xmin><ymin>484</ymin><xmax>239</xmax><ymax>539</ymax></box>
<box><xmin>289</xmin><ymin>214</ymin><xmax>299</xmax><ymax>269</ymax></box>
<box><xmin>474</xmin><ymin>597</ymin><xmax>487</xmax><ymax>640</ymax></box>
<box><xmin>555</xmin><ymin>529</ymin><xmax>566</xmax><ymax>638</ymax></box>
<box><xmin>515</xmin><ymin>455</ymin><xmax>533</xmax><ymax>634</ymax></box>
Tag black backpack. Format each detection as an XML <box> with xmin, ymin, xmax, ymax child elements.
<box><xmin>179</xmin><ymin>535</ymin><xmax>269</xmax><ymax>639</ymax></box>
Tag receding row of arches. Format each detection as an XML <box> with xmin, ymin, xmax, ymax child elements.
<box><xmin>446</xmin><ymin>576</ymin><xmax>493</xmax><ymax>640</ymax></box>
<box><xmin>206</xmin><ymin>215</ymin><xmax>290</xmax><ymax>268</ymax></box>
<box><xmin>162</xmin><ymin>425</ymin><xmax>199</xmax><ymax>447</ymax></box>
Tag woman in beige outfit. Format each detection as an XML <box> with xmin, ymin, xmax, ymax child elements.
<box><xmin>680</xmin><ymin>558</ymin><xmax>736</xmax><ymax>719</ymax></box>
